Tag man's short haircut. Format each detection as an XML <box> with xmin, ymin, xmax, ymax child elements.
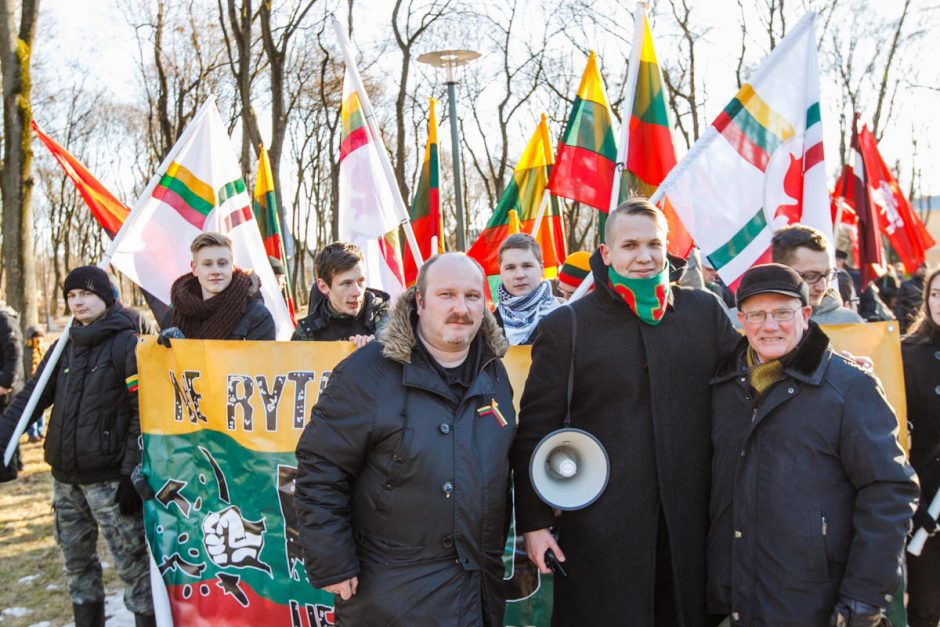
<box><xmin>190</xmin><ymin>232</ymin><xmax>232</xmax><ymax>256</ymax></box>
<box><xmin>315</xmin><ymin>242</ymin><xmax>364</xmax><ymax>287</ymax></box>
<box><xmin>604</xmin><ymin>197</ymin><xmax>668</xmax><ymax>242</ymax></box>
<box><xmin>415</xmin><ymin>253</ymin><xmax>486</xmax><ymax>299</ymax></box>
<box><xmin>498</xmin><ymin>233</ymin><xmax>543</xmax><ymax>265</ymax></box>
<box><xmin>771</xmin><ymin>224</ymin><xmax>829</xmax><ymax>265</ymax></box>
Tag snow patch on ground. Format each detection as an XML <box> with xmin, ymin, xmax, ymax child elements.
<box><xmin>1</xmin><ymin>606</ymin><xmax>33</xmax><ymax>618</ymax></box>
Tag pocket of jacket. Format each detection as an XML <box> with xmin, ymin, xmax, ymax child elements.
<box><xmin>802</xmin><ymin>510</ymin><xmax>830</xmax><ymax>583</ymax></box>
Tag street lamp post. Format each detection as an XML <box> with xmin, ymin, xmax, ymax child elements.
<box><xmin>417</xmin><ymin>49</ymin><xmax>480</xmax><ymax>251</ymax></box>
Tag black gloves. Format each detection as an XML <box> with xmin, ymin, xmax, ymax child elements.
<box><xmin>157</xmin><ymin>327</ymin><xmax>185</xmax><ymax>348</ymax></box>
<box><xmin>829</xmin><ymin>597</ymin><xmax>887</xmax><ymax>627</ymax></box>
<box><xmin>115</xmin><ymin>474</ymin><xmax>143</xmax><ymax>516</ymax></box>
<box><xmin>0</xmin><ymin>446</ymin><xmax>19</xmax><ymax>483</ymax></box>
<box><xmin>913</xmin><ymin>507</ymin><xmax>938</xmax><ymax>536</ymax></box>
<box><xmin>130</xmin><ymin>464</ymin><xmax>155</xmax><ymax>500</ymax></box>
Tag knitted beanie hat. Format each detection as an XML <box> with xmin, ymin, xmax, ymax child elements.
<box><xmin>63</xmin><ymin>266</ymin><xmax>116</xmax><ymax>307</ymax></box>
<box><xmin>558</xmin><ymin>251</ymin><xmax>592</xmax><ymax>288</ymax></box>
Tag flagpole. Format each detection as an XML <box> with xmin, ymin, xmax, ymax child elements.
<box><xmin>529</xmin><ymin>190</ymin><xmax>551</xmax><ymax>239</ymax></box>
<box><xmin>607</xmin><ymin>4</ymin><xmax>646</xmax><ymax>217</ymax></box>
<box><xmin>330</xmin><ymin>15</ymin><xmax>424</xmax><ymax>267</ymax></box>
<box><xmin>3</xmin><ymin>97</ymin><xmax>217</xmax><ymax>466</ymax></box>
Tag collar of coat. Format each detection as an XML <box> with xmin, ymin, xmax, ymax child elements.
<box><xmin>711</xmin><ymin>320</ymin><xmax>831</xmax><ymax>386</ymax></box>
<box><xmin>589</xmin><ymin>249</ymin><xmax>677</xmax><ymax>314</ymax></box>
<box><xmin>379</xmin><ymin>285</ymin><xmax>508</xmax><ymax>365</ymax></box>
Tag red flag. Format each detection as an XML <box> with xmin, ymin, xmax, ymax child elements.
<box><xmin>831</xmin><ymin>114</ymin><xmax>882</xmax><ymax>290</ymax></box>
<box><xmin>858</xmin><ymin>124</ymin><xmax>935</xmax><ymax>275</ymax></box>
<box><xmin>32</xmin><ymin>119</ymin><xmax>130</xmax><ymax>237</ymax></box>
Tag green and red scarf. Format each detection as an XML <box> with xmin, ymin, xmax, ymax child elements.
<box><xmin>607</xmin><ymin>265</ymin><xmax>670</xmax><ymax>325</ymax></box>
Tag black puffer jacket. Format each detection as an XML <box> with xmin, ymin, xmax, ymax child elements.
<box><xmin>291</xmin><ymin>286</ymin><xmax>388</xmax><ymax>341</ymax></box>
<box><xmin>294</xmin><ymin>287</ymin><xmax>514</xmax><ymax>626</ymax></box>
<box><xmin>708</xmin><ymin>323</ymin><xmax>918</xmax><ymax>626</ymax></box>
<box><xmin>0</xmin><ymin>306</ymin><xmax>24</xmax><ymax>406</ymax></box>
<box><xmin>0</xmin><ymin>304</ymin><xmax>140</xmax><ymax>484</ymax></box>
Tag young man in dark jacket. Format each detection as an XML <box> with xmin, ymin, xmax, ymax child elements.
<box><xmin>0</xmin><ymin>266</ymin><xmax>154</xmax><ymax>627</ymax></box>
<box><xmin>163</xmin><ymin>232</ymin><xmax>276</xmax><ymax>340</ymax></box>
<box><xmin>708</xmin><ymin>263</ymin><xmax>918</xmax><ymax>626</ymax></box>
<box><xmin>294</xmin><ymin>253</ymin><xmax>515</xmax><ymax>626</ymax></box>
<box><xmin>291</xmin><ymin>242</ymin><xmax>388</xmax><ymax>347</ymax></box>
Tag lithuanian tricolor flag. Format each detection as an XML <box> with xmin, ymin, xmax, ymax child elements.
<box><xmin>32</xmin><ymin>120</ymin><xmax>130</xmax><ymax>238</ymax></box>
<box><xmin>253</xmin><ymin>145</ymin><xmax>296</xmax><ymax>324</ymax></box>
<box><xmin>548</xmin><ymin>52</ymin><xmax>617</xmax><ymax>213</ymax></box>
<box><xmin>468</xmin><ymin>114</ymin><xmax>567</xmax><ymax>278</ymax></box>
<box><xmin>404</xmin><ymin>98</ymin><xmax>443</xmax><ymax>286</ymax></box>
<box><xmin>253</xmin><ymin>146</ymin><xmax>286</xmax><ymax>261</ymax></box>
<box><xmin>618</xmin><ymin>11</ymin><xmax>692</xmax><ymax>258</ymax></box>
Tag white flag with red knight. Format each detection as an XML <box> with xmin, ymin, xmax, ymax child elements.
<box><xmin>656</xmin><ymin>12</ymin><xmax>831</xmax><ymax>288</ymax></box>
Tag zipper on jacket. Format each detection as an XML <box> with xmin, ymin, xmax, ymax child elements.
<box><xmin>821</xmin><ymin>516</ymin><xmax>827</xmax><ymax>536</ymax></box>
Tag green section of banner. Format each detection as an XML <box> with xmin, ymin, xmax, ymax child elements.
<box><xmin>143</xmin><ymin>429</ymin><xmax>330</xmax><ymax>610</ymax></box>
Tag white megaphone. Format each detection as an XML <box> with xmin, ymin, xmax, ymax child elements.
<box><xmin>529</xmin><ymin>427</ymin><xmax>610</xmax><ymax>511</ymax></box>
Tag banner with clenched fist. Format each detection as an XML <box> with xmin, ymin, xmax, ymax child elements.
<box><xmin>137</xmin><ymin>338</ymin><xmax>550</xmax><ymax>626</ymax></box>
<box><xmin>138</xmin><ymin>323</ymin><xmax>905</xmax><ymax>626</ymax></box>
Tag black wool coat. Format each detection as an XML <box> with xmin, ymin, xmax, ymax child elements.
<box><xmin>0</xmin><ymin>304</ymin><xmax>141</xmax><ymax>484</ymax></box>
<box><xmin>294</xmin><ymin>288</ymin><xmax>514</xmax><ymax>627</ymax></box>
<box><xmin>709</xmin><ymin>323</ymin><xmax>918</xmax><ymax>626</ymax></box>
<box><xmin>511</xmin><ymin>251</ymin><xmax>740</xmax><ymax>627</ymax></box>
<box><xmin>902</xmin><ymin>336</ymin><xmax>940</xmax><ymax>532</ymax></box>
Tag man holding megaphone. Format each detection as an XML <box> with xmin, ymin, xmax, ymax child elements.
<box><xmin>511</xmin><ymin>198</ymin><xmax>742</xmax><ymax>626</ymax></box>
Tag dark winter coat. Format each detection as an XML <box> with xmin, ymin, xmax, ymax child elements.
<box><xmin>0</xmin><ymin>304</ymin><xmax>141</xmax><ymax>484</ymax></box>
<box><xmin>294</xmin><ymin>287</ymin><xmax>514</xmax><ymax>626</ymax></box>
<box><xmin>291</xmin><ymin>286</ymin><xmax>389</xmax><ymax>342</ymax></box>
<box><xmin>0</xmin><ymin>306</ymin><xmax>24</xmax><ymax>408</ymax></box>
<box><xmin>511</xmin><ymin>251</ymin><xmax>741</xmax><ymax>627</ymax></box>
<box><xmin>161</xmin><ymin>294</ymin><xmax>275</xmax><ymax>340</ymax></box>
<box><xmin>896</xmin><ymin>276</ymin><xmax>925</xmax><ymax>333</ymax></box>
<box><xmin>902</xmin><ymin>336</ymin><xmax>940</xmax><ymax>538</ymax></box>
<box><xmin>708</xmin><ymin>322</ymin><xmax>918</xmax><ymax>626</ymax></box>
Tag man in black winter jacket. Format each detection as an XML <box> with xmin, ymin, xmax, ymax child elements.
<box><xmin>291</xmin><ymin>242</ymin><xmax>389</xmax><ymax>347</ymax></box>
<box><xmin>708</xmin><ymin>264</ymin><xmax>917</xmax><ymax>627</ymax></box>
<box><xmin>0</xmin><ymin>266</ymin><xmax>154</xmax><ymax>627</ymax></box>
<box><xmin>294</xmin><ymin>253</ymin><xmax>515</xmax><ymax>626</ymax></box>
<box><xmin>896</xmin><ymin>262</ymin><xmax>928</xmax><ymax>333</ymax></box>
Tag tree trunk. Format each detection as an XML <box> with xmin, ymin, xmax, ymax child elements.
<box><xmin>0</xmin><ymin>0</ymin><xmax>39</xmax><ymax>332</ymax></box>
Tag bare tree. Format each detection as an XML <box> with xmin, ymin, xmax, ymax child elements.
<box><xmin>0</xmin><ymin>0</ymin><xmax>40</xmax><ymax>330</ymax></box>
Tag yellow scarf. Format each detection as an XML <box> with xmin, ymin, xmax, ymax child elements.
<box><xmin>746</xmin><ymin>347</ymin><xmax>785</xmax><ymax>396</ymax></box>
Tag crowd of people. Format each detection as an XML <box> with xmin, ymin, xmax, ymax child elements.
<box><xmin>0</xmin><ymin>199</ymin><xmax>937</xmax><ymax>627</ymax></box>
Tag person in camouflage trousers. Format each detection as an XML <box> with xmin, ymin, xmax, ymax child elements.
<box><xmin>54</xmin><ymin>481</ymin><xmax>152</xmax><ymax>615</ymax></box>
<box><xmin>0</xmin><ymin>267</ymin><xmax>154</xmax><ymax>627</ymax></box>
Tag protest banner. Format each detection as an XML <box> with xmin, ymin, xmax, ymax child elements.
<box><xmin>138</xmin><ymin>321</ymin><xmax>904</xmax><ymax>626</ymax></box>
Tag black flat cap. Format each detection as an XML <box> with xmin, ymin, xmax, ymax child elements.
<box><xmin>735</xmin><ymin>263</ymin><xmax>809</xmax><ymax>308</ymax></box>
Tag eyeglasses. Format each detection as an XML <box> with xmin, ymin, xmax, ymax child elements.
<box><xmin>740</xmin><ymin>308</ymin><xmax>800</xmax><ymax>325</ymax></box>
<box><xmin>797</xmin><ymin>269</ymin><xmax>836</xmax><ymax>285</ymax></box>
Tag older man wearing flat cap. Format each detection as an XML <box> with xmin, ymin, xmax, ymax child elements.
<box><xmin>707</xmin><ymin>263</ymin><xmax>918</xmax><ymax>627</ymax></box>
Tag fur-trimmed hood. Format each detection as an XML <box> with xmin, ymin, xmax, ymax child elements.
<box><xmin>379</xmin><ymin>286</ymin><xmax>509</xmax><ymax>364</ymax></box>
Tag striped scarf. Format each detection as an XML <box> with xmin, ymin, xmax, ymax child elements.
<box><xmin>496</xmin><ymin>281</ymin><xmax>560</xmax><ymax>345</ymax></box>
